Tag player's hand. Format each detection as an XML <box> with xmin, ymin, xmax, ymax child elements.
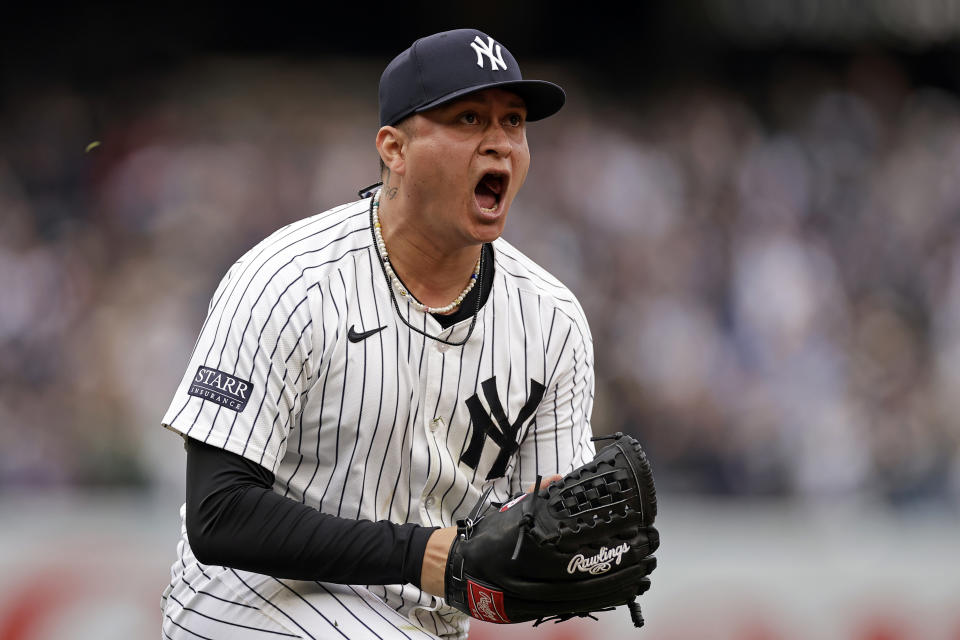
<box><xmin>527</xmin><ymin>474</ymin><xmax>562</xmax><ymax>492</ymax></box>
<box><xmin>421</xmin><ymin>476</ymin><xmax>562</xmax><ymax>597</ymax></box>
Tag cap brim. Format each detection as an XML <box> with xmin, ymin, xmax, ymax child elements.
<box><xmin>411</xmin><ymin>79</ymin><xmax>565</xmax><ymax>123</ymax></box>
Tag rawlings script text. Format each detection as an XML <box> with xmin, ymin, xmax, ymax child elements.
<box><xmin>566</xmin><ymin>543</ymin><xmax>630</xmax><ymax>575</ymax></box>
<box><xmin>475</xmin><ymin>592</ymin><xmax>496</xmax><ymax>620</ymax></box>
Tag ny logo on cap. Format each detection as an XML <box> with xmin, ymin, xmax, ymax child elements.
<box><xmin>470</xmin><ymin>36</ymin><xmax>507</xmax><ymax>71</ymax></box>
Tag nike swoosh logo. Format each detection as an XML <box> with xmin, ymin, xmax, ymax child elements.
<box><xmin>347</xmin><ymin>324</ymin><xmax>387</xmax><ymax>343</ymax></box>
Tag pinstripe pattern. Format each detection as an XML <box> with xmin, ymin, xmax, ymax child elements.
<box><xmin>161</xmin><ymin>196</ymin><xmax>596</xmax><ymax>638</ymax></box>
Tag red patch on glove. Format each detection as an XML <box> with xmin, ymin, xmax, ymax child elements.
<box><xmin>467</xmin><ymin>580</ymin><xmax>510</xmax><ymax>623</ymax></box>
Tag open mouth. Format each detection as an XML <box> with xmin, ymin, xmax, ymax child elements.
<box><xmin>474</xmin><ymin>172</ymin><xmax>506</xmax><ymax>212</ymax></box>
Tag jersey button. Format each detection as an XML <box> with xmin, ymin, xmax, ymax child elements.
<box><xmin>430</xmin><ymin>417</ymin><xmax>443</xmax><ymax>432</ymax></box>
<box><xmin>424</xmin><ymin>496</ymin><xmax>436</xmax><ymax>509</ymax></box>
<box><xmin>436</xmin><ymin>342</ymin><xmax>450</xmax><ymax>353</ymax></box>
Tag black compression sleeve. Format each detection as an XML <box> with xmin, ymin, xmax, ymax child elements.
<box><xmin>184</xmin><ymin>437</ymin><xmax>437</xmax><ymax>587</ymax></box>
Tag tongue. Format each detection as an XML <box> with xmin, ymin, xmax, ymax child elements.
<box><xmin>475</xmin><ymin>182</ymin><xmax>497</xmax><ymax>210</ymax></box>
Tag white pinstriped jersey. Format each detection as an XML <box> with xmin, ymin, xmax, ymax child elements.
<box><xmin>161</xmin><ymin>195</ymin><xmax>596</xmax><ymax>638</ymax></box>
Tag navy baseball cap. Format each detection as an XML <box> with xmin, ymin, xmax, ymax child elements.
<box><xmin>378</xmin><ymin>29</ymin><xmax>565</xmax><ymax>127</ymax></box>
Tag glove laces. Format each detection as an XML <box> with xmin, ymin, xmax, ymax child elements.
<box><xmin>510</xmin><ymin>474</ymin><xmax>541</xmax><ymax>561</ymax></box>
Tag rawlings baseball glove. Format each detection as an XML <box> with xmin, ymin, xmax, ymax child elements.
<box><xmin>445</xmin><ymin>432</ymin><xmax>659</xmax><ymax>629</ymax></box>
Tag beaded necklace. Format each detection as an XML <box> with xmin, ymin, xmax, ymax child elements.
<box><xmin>368</xmin><ymin>188</ymin><xmax>484</xmax><ymax>347</ymax></box>
<box><xmin>371</xmin><ymin>188</ymin><xmax>481</xmax><ymax>314</ymax></box>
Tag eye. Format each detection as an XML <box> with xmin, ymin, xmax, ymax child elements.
<box><xmin>460</xmin><ymin>112</ymin><xmax>479</xmax><ymax>125</ymax></box>
<box><xmin>506</xmin><ymin>113</ymin><xmax>524</xmax><ymax>127</ymax></box>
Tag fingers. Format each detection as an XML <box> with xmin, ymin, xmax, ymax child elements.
<box><xmin>542</xmin><ymin>474</ymin><xmax>563</xmax><ymax>487</ymax></box>
<box><xmin>636</xmin><ymin>576</ymin><xmax>652</xmax><ymax>596</ymax></box>
<box><xmin>526</xmin><ymin>474</ymin><xmax>562</xmax><ymax>493</ymax></box>
<box><xmin>646</xmin><ymin>525</ymin><xmax>660</xmax><ymax>553</ymax></box>
<box><xmin>643</xmin><ymin>555</ymin><xmax>657</xmax><ymax>575</ymax></box>
<box><xmin>632</xmin><ymin>526</ymin><xmax>660</xmax><ymax>556</ymax></box>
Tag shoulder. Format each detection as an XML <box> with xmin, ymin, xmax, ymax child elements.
<box><xmin>226</xmin><ymin>198</ymin><xmax>373</xmax><ymax>291</ymax></box>
<box><xmin>243</xmin><ymin>198</ymin><xmax>372</xmax><ymax>272</ymax></box>
<box><xmin>492</xmin><ymin>237</ymin><xmax>593</xmax><ymax>345</ymax></box>
<box><xmin>203</xmin><ymin>198</ymin><xmax>372</xmax><ymax>322</ymax></box>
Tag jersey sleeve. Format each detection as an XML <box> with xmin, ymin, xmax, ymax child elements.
<box><xmin>511</xmin><ymin>309</ymin><xmax>596</xmax><ymax>495</ymax></box>
<box><xmin>162</xmin><ymin>253</ymin><xmax>314</xmax><ymax>473</ymax></box>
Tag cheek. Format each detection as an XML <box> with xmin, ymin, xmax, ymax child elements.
<box><xmin>410</xmin><ymin>147</ymin><xmax>461</xmax><ymax>192</ymax></box>
<box><xmin>511</xmin><ymin>148</ymin><xmax>531</xmax><ymax>193</ymax></box>
<box><xmin>425</xmin><ymin>143</ymin><xmax>471</xmax><ymax>183</ymax></box>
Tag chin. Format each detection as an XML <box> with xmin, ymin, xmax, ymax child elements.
<box><xmin>474</xmin><ymin>229</ymin><xmax>504</xmax><ymax>245</ymax></box>
<box><xmin>471</xmin><ymin>215</ymin><xmax>508</xmax><ymax>244</ymax></box>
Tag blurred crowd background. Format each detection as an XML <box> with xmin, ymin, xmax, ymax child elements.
<box><xmin>3</xmin><ymin>1</ymin><xmax>959</xmax><ymax>509</ymax></box>
<box><xmin>3</xmin><ymin>3</ymin><xmax>960</xmax><ymax>638</ymax></box>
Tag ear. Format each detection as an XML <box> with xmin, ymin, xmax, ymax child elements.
<box><xmin>376</xmin><ymin>125</ymin><xmax>408</xmax><ymax>177</ymax></box>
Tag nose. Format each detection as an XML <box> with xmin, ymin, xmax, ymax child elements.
<box><xmin>480</xmin><ymin>123</ymin><xmax>512</xmax><ymax>158</ymax></box>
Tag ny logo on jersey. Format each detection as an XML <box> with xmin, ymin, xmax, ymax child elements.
<box><xmin>470</xmin><ymin>36</ymin><xmax>507</xmax><ymax>71</ymax></box>
<box><xmin>460</xmin><ymin>376</ymin><xmax>545</xmax><ymax>479</ymax></box>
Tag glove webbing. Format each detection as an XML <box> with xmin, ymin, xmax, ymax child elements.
<box><xmin>532</xmin><ymin>434</ymin><xmax>647</xmax><ymax>630</ymax></box>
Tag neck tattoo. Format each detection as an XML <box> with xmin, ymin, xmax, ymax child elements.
<box><xmin>371</xmin><ymin>188</ymin><xmax>482</xmax><ymax>315</ymax></box>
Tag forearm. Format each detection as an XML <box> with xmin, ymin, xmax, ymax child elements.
<box><xmin>185</xmin><ymin>438</ymin><xmax>436</xmax><ymax>586</ymax></box>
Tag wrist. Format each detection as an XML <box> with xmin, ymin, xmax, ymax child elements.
<box><xmin>420</xmin><ymin>526</ymin><xmax>458</xmax><ymax>597</ymax></box>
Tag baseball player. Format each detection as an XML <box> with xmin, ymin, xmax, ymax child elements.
<box><xmin>160</xmin><ymin>29</ymin><xmax>596</xmax><ymax>639</ymax></box>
